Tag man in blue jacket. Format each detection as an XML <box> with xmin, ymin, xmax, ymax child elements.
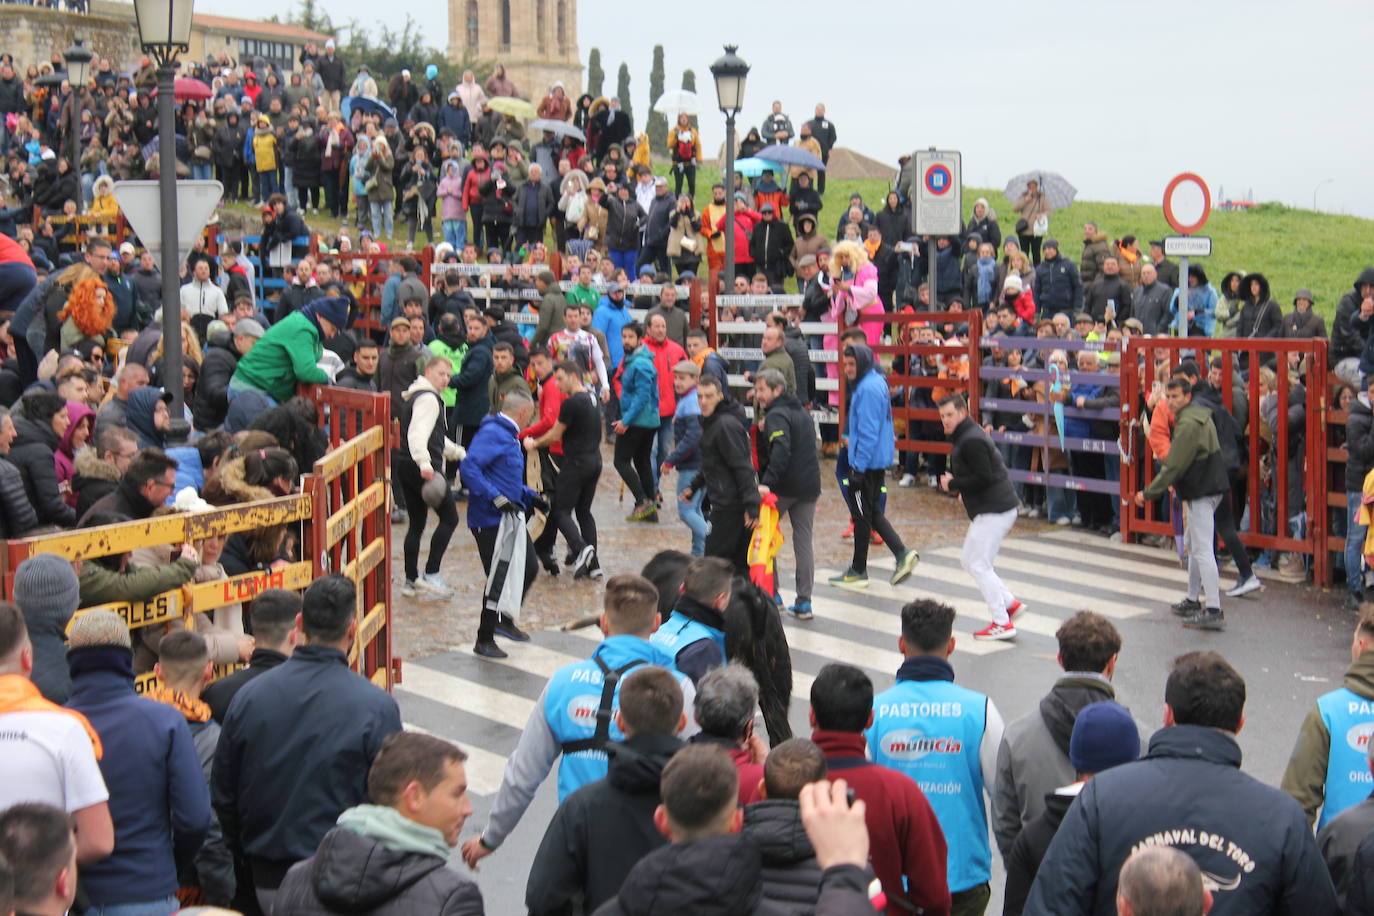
<box><xmin>831</xmin><ymin>343</ymin><xmax>919</xmax><ymax>588</ymax></box>
<box><xmin>65</xmin><ymin>609</ymin><xmax>211</xmax><ymax>916</ymax></box>
<box><xmin>651</xmin><ymin>555</ymin><xmax>733</xmax><ymax>687</ymax></box>
<box><xmin>212</xmin><ymin>574</ymin><xmax>402</xmax><ymax>913</ymax></box>
<box><xmin>461</xmin><ymin>573</ymin><xmax>696</xmax><ymax>871</ymax></box>
<box><xmin>661</xmin><ymin>360</ymin><xmax>706</xmax><ymax>556</ymax></box>
<box><xmin>463</xmin><ymin>387</ymin><xmax>546</xmax><ymax>659</ymax></box>
<box><xmin>1026</xmin><ymin>651</ymin><xmax>1339</xmax><ymax>916</ymax></box>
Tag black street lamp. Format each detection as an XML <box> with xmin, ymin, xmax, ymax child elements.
<box><xmin>61</xmin><ymin>40</ymin><xmax>93</xmax><ymax>173</ymax></box>
<box><xmin>709</xmin><ymin>44</ymin><xmax>748</xmax><ymax>293</ymax></box>
<box><xmin>132</xmin><ymin>0</ymin><xmax>194</xmax><ymax>445</ymax></box>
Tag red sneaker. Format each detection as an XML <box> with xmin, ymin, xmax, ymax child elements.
<box><xmin>1006</xmin><ymin>600</ymin><xmax>1025</xmax><ymax>620</ymax></box>
<box><xmin>841</xmin><ymin>522</ymin><xmax>854</xmax><ymax>540</ymax></box>
<box><xmin>973</xmin><ymin>622</ymin><xmax>1017</xmax><ymax>641</ymax></box>
<box><xmin>870</xmin><ymin>531</ymin><xmax>884</xmax><ymax>546</ymax></box>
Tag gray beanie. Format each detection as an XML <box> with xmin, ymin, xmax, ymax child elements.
<box><xmin>14</xmin><ymin>554</ymin><xmax>81</xmax><ymax>624</ymax></box>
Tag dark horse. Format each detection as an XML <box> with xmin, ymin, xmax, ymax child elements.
<box><xmin>641</xmin><ymin>550</ymin><xmax>794</xmax><ymax>745</ymax></box>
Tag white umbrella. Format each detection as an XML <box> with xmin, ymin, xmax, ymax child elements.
<box><xmin>653</xmin><ymin>89</ymin><xmax>701</xmax><ymax>116</ymax></box>
<box><xmin>1004</xmin><ymin>170</ymin><xmax>1077</xmax><ymax>211</ymax></box>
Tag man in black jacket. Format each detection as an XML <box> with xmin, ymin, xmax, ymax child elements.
<box><xmin>743</xmin><ymin>738</ymin><xmax>829</xmax><ymax>911</ymax></box>
<box><xmin>938</xmin><ymin>394</ymin><xmax>1023</xmax><ymax>641</ymax></box>
<box><xmin>204</xmin><ymin>589</ymin><xmax>300</xmax><ymax>723</ymax></box>
<box><xmin>1333</xmin><ymin>267</ymin><xmax>1374</xmax><ymax>384</ymax></box>
<box><xmin>749</xmin><ymin>204</ymin><xmax>794</xmax><ymax>288</ymax></box>
<box><xmin>636</xmin><ymin>176</ymin><xmax>675</xmax><ymax>278</ymax></box>
<box><xmin>274</xmin><ymin>731</ymin><xmax>484</xmax><ymax>916</ymax></box>
<box><xmin>593</xmin><ymin>744</ymin><xmax>770</xmax><ymax>916</ymax></box>
<box><xmin>688</xmin><ymin>375</ymin><xmax>759</xmax><ymax>574</ymax></box>
<box><xmin>1026</xmin><ymin>651</ymin><xmax>1339</xmax><ymax>916</ymax></box>
<box><xmin>193</xmin><ymin>320</ymin><xmax>262</xmax><ymax>431</ymax></box>
<box><xmin>525</xmin><ymin>666</ymin><xmax>686</xmax><ymax>915</ymax></box>
<box><xmin>0</xmin><ymin>406</ymin><xmax>37</xmax><ymax>539</ymax></box>
<box><xmin>212</xmin><ymin>575</ymin><xmax>402</xmax><ymax>912</ymax></box>
<box><xmin>755</xmin><ymin>369</ymin><xmax>820</xmax><ymax>619</ymax></box>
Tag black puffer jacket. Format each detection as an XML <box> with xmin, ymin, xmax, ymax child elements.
<box><xmin>1236</xmin><ymin>273</ymin><xmax>1282</xmax><ymax>339</ymax></box>
<box><xmin>10</xmin><ymin>414</ymin><xmax>75</xmax><ymax>527</ymax></box>
<box><xmin>526</xmin><ymin>732</ymin><xmax>683</xmax><ymax>915</ymax></box>
<box><xmin>0</xmin><ymin>455</ymin><xmax>37</xmax><ymax>538</ymax></box>
<box><xmin>743</xmin><ymin>800</ymin><xmax>824</xmax><ymax>913</ymax></box>
<box><xmin>593</xmin><ymin>833</ymin><xmax>771</xmax><ymax>916</ymax></box>
<box><xmin>274</xmin><ymin>823</ymin><xmax>483</xmax><ymax>916</ymax></box>
<box><xmin>193</xmin><ymin>330</ymin><xmax>241</xmax><ymax>431</ymax></box>
<box><xmin>71</xmin><ymin>449</ymin><xmax>119</xmax><ymax>521</ymax></box>
<box><xmin>1334</xmin><ymin>267</ymin><xmax>1374</xmax><ymax>362</ymax></box>
<box><xmin>605</xmin><ymin>195</ymin><xmax>644</xmax><ymax>252</ymax></box>
<box><xmin>696</xmin><ymin>399</ymin><xmax>760</xmax><ymax>513</ymax></box>
<box><xmin>1347</xmin><ymin>394</ymin><xmax>1374</xmax><ymax>494</ymax></box>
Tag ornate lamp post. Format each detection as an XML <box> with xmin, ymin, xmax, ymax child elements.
<box><xmin>132</xmin><ymin>0</ymin><xmax>195</xmax><ymax>444</ymax></box>
<box><xmin>709</xmin><ymin>45</ymin><xmax>749</xmax><ymax>293</ymax></box>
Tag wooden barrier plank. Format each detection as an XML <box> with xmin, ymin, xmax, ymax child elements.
<box><xmin>15</xmin><ymin>496</ymin><xmax>311</xmax><ymax>562</ymax></box>
<box><xmin>342</xmin><ymin>537</ymin><xmax>386</xmax><ymax>583</ymax></box>
<box><xmin>135</xmin><ymin>662</ymin><xmax>244</xmax><ymax>696</ymax></box>
<box><xmin>70</xmin><ymin>589</ymin><xmax>185</xmax><ymax>632</ymax></box>
<box><xmin>187</xmin><ymin>562</ymin><xmax>314</xmax><ymax>612</ymax></box>
<box><xmin>350</xmin><ymin>601</ymin><xmax>387</xmax><ymax>666</ymax></box>
<box><xmin>370</xmin><ymin>667</ymin><xmax>389</xmax><ymax>689</ymax></box>
<box><xmin>326</xmin><ymin>482</ymin><xmax>385</xmax><ymax>549</ymax></box>
<box><xmin>315</xmin><ymin>426</ymin><xmax>384</xmax><ymax>482</ymax></box>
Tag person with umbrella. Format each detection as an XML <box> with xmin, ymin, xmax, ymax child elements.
<box><xmin>668</xmin><ymin>112</ymin><xmax>701</xmax><ymax>198</ymax></box>
<box><xmin>1012</xmin><ymin>179</ymin><xmax>1051</xmax><ymax>266</ymax></box>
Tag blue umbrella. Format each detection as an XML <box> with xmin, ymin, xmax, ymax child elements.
<box><xmin>342</xmin><ymin>94</ymin><xmax>396</xmax><ymax>123</ymax></box>
<box><xmin>754</xmin><ymin>143</ymin><xmax>826</xmax><ymax>171</ymax></box>
<box><xmin>734</xmin><ymin>157</ymin><xmax>785</xmax><ymax>178</ymax></box>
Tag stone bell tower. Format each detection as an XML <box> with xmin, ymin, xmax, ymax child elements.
<box><xmin>447</xmin><ymin>0</ymin><xmax>582</xmax><ymax>99</ymax></box>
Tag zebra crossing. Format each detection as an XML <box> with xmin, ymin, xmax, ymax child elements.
<box><xmin>395</xmin><ymin>526</ymin><xmax>1220</xmax><ymax>797</ymax></box>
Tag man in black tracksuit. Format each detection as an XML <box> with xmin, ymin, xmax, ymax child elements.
<box><xmin>748</xmin><ymin>205</ymin><xmax>794</xmax><ymax>288</ymax></box>
<box><xmin>687</xmin><ymin>376</ymin><xmax>759</xmax><ymax>574</ymax></box>
<box><xmin>1025</xmin><ymin>651</ymin><xmax>1339</xmax><ymax>916</ymax></box>
<box><xmin>755</xmin><ymin>369</ymin><xmax>820</xmax><ymax>619</ymax></box>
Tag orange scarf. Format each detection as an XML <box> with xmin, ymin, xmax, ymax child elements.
<box><xmin>864</xmin><ymin>237</ymin><xmax>881</xmax><ymax>260</ymax></box>
<box><xmin>0</xmin><ymin>673</ymin><xmax>103</xmax><ymax>758</ymax></box>
<box><xmin>146</xmin><ymin>684</ymin><xmax>211</xmax><ymax>723</ymax></box>
<box><xmin>1119</xmin><ymin>247</ymin><xmax>1139</xmax><ymax>264</ymax></box>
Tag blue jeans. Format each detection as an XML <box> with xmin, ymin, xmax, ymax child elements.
<box><xmin>676</xmin><ymin>469</ymin><xmax>708</xmax><ymax>556</ymax></box>
<box><xmin>370</xmin><ymin>199</ymin><xmax>394</xmax><ymax>239</ymax></box>
<box><xmin>284</xmin><ymin>166</ymin><xmax>297</xmax><ymax>207</ymax></box>
<box><xmin>258</xmin><ymin>169</ymin><xmax>279</xmax><ymax>200</ymax></box>
<box><xmin>191</xmin><ymin>162</ymin><xmax>213</xmax><ymax>180</ymax></box>
<box><xmin>87</xmin><ymin>896</ymin><xmax>179</xmax><ymax>916</ymax></box>
<box><xmin>1347</xmin><ymin>490</ymin><xmax>1366</xmax><ymax>594</ymax></box>
<box><xmin>444</xmin><ymin>218</ymin><xmax>467</xmax><ymax>249</ymax></box>
<box><xmin>609</xmin><ymin>248</ymin><xmax>638</xmax><ymax>273</ymax></box>
<box><xmin>653</xmin><ymin>415</ymin><xmax>673</xmax><ymax>494</ymax></box>
<box><xmin>1047</xmin><ymin>485</ymin><xmax>1076</xmax><ymax>523</ymax></box>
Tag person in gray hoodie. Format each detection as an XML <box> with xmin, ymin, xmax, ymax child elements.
<box><xmin>14</xmin><ymin>553</ymin><xmax>81</xmax><ymax>703</ymax></box>
<box><xmin>992</xmin><ymin>611</ymin><xmax>1133</xmax><ymax>858</ymax></box>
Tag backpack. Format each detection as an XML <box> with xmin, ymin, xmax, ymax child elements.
<box><xmin>1208</xmin><ymin>401</ymin><xmax>1244</xmax><ymax>476</ymax></box>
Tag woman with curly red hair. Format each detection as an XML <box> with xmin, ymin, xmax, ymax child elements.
<box><xmin>57</xmin><ymin>275</ymin><xmax>115</xmax><ymax>351</ymax></box>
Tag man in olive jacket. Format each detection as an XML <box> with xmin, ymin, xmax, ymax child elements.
<box><xmin>1134</xmin><ymin>377</ymin><xmax>1230</xmax><ymax>631</ymax></box>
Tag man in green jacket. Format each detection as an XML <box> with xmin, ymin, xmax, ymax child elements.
<box><xmin>488</xmin><ymin>343</ymin><xmax>528</xmax><ymax>415</ymax></box>
<box><xmin>1133</xmin><ymin>377</ymin><xmax>1230</xmax><ymax>630</ymax></box>
<box><xmin>230</xmin><ymin>297</ymin><xmax>348</xmax><ymax>407</ymax></box>
<box><xmin>531</xmin><ymin>270</ymin><xmax>565</xmax><ymax>352</ymax></box>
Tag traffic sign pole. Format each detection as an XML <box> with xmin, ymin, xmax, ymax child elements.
<box><xmin>1161</xmin><ymin>173</ymin><xmax>1212</xmax><ymax>339</ymax></box>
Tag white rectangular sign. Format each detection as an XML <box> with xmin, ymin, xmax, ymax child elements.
<box><xmin>1163</xmin><ymin>236</ymin><xmax>1212</xmax><ymax>257</ymax></box>
<box><xmin>911</xmin><ymin>149</ymin><xmax>962</xmax><ymax>237</ymax></box>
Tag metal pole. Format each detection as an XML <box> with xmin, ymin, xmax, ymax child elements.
<box><xmin>67</xmin><ymin>87</ymin><xmax>80</xmax><ymax>176</ymax></box>
<box><xmin>723</xmin><ymin>112</ymin><xmax>736</xmax><ymax>293</ymax></box>
<box><xmin>1176</xmin><ymin>255</ymin><xmax>1190</xmax><ymax>338</ymax></box>
<box><xmin>156</xmin><ymin>61</ymin><xmax>189</xmax><ymax>445</ymax></box>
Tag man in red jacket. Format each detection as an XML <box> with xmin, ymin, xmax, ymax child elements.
<box><xmin>809</xmin><ymin>662</ymin><xmax>951</xmax><ymax>916</ymax></box>
<box><xmin>643</xmin><ymin>312</ymin><xmax>687</xmax><ymax>498</ymax></box>
<box><xmin>519</xmin><ymin>348</ymin><xmax>566</xmax><ymax>575</ymax></box>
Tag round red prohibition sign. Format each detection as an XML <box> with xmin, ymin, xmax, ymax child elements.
<box><xmin>924</xmin><ymin>164</ymin><xmax>953</xmax><ymax>196</ymax></box>
<box><xmin>1162</xmin><ymin>173</ymin><xmax>1211</xmax><ymax>235</ymax></box>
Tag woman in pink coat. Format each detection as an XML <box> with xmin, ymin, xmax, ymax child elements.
<box><xmin>824</xmin><ymin>240</ymin><xmax>886</xmax><ymax>405</ymax></box>
<box><xmin>55</xmin><ymin>401</ymin><xmax>94</xmax><ymax>508</ymax></box>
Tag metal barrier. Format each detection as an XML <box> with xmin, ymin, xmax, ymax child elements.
<box><xmin>839</xmin><ymin>310</ymin><xmax>983</xmax><ymax>457</ymax></box>
<box><xmin>707</xmin><ymin>292</ymin><xmax>836</xmax><ymax>420</ymax></box>
<box><xmin>979</xmin><ymin>335</ymin><xmax>1121</xmax><ymax>495</ymax></box>
<box><xmin>1119</xmin><ymin>337</ymin><xmax>1329</xmax><ymax>585</ymax></box>
<box><xmin>0</xmin><ymin>383</ymin><xmax>396</xmax><ymax>693</ymax></box>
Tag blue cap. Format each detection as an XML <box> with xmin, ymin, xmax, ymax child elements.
<box><xmin>1069</xmin><ymin>701</ymin><xmax>1140</xmax><ymax>774</ymax></box>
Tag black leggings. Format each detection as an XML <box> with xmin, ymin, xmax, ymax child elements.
<box><xmin>554</xmin><ymin>454</ymin><xmax>601</xmax><ymax>554</ymax></box>
<box><xmin>613</xmin><ymin>425</ymin><xmax>657</xmax><ymax>504</ymax></box>
<box><xmin>850</xmin><ymin>468</ymin><xmax>906</xmax><ymax>574</ymax></box>
<box><xmin>1215</xmin><ymin>489</ymin><xmax>1254</xmax><ymax>580</ymax></box>
<box><xmin>396</xmin><ymin>458</ymin><xmax>459</xmax><ymax>581</ymax></box>
<box><xmin>1018</xmin><ymin>233</ymin><xmax>1043</xmax><ymax>266</ymax></box>
<box><xmin>673</xmin><ymin>162</ymin><xmax>696</xmax><ymax>199</ymax></box>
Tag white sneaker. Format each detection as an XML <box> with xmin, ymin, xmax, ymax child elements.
<box><xmin>927</xmin><ymin>476</ymin><xmax>938</xmax><ymax>488</ymax></box>
<box><xmin>400</xmin><ymin>580</ymin><xmax>420</xmax><ymax>598</ymax></box>
<box><xmin>898</xmin><ymin>474</ymin><xmax>916</xmax><ymax>488</ymax></box>
<box><xmin>572</xmin><ymin>545</ymin><xmax>596</xmax><ymax>579</ymax></box>
<box><xmin>1225</xmin><ymin>575</ymin><xmax>1262</xmax><ymax>598</ymax></box>
<box><xmin>418</xmin><ymin>573</ymin><xmax>453</xmax><ymax>596</ymax></box>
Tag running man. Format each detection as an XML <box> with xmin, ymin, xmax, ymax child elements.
<box><xmin>938</xmin><ymin>394</ymin><xmax>1025</xmax><ymax>640</ymax></box>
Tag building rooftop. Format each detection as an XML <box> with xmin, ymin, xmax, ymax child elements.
<box><xmin>191</xmin><ymin>13</ymin><xmax>331</xmax><ymax>43</ymax></box>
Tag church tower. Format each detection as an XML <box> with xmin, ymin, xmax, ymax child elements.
<box><xmin>447</xmin><ymin>0</ymin><xmax>582</xmax><ymax>100</ymax></box>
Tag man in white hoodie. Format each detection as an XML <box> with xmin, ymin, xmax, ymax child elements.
<box><xmin>396</xmin><ymin>355</ymin><xmax>467</xmax><ymax>598</ymax></box>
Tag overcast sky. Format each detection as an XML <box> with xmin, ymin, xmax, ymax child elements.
<box><xmin>196</xmin><ymin>0</ymin><xmax>1374</xmax><ymax>217</ymax></box>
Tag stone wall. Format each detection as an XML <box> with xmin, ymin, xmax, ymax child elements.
<box><xmin>4</xmin><ymin>7</ymin><xmax>142</xmax><ymax>71</ymax></box>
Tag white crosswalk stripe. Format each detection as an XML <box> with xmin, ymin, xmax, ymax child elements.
<box><xmin>395</xmin><ymin>532</ymin><xmax>1188</xmax><ymax>797</ymax></box>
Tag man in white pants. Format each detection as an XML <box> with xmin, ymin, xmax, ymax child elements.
<box><xmin>938</xmin><ymin>394</ymin><xmax>1025</xmax><ymax>640</ymax></box>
